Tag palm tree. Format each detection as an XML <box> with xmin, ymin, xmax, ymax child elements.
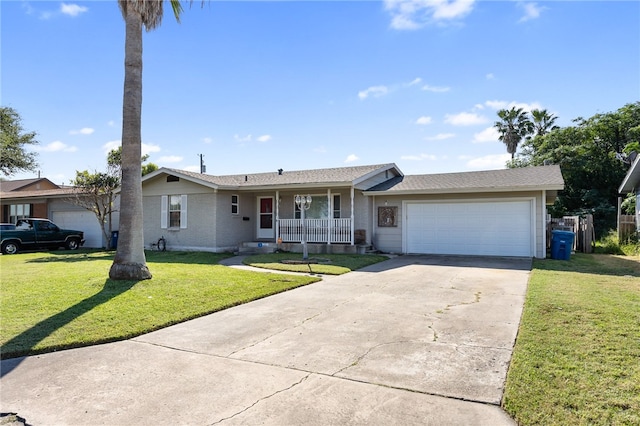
<box><xmin>494</xmin><ymin>107</ymin><xmax>534</xmax><ymax>159</ymax></box>
<box><xmin>531</xmin><ymin>109</ymin><xmax>559</xmax><ymax>137</ymax></box>
<box><xmin>109</xmin><ymin>0</ymin><xmax>187</xmax><ymax>280</ymax></box>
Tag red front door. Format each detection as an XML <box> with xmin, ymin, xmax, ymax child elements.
<box><xmin>257</xmin><ymin>197</ymin><xmax>274</xmax><ymax>239</ymax></box>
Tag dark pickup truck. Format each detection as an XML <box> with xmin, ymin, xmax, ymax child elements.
<box><xmin>0</xmin><ymin>218</ymin><xmax>85</xmax><ymax>255</ymax></box>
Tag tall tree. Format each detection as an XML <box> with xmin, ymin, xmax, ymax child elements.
<box><xmin>494</xmin><ymin>107</ymin><xmax>533</xmax><ymax>159</ymax></box>
<box><xmin>0</xmin><ymin>107</ymin><xmax>39</xmax><ymax>176</ymax></box>
<box><xmin>110</xmin><ymin>0</ymin><xmax>187</xmax><ymax>280</ymax></box>
<box><xmin>530</xmin><ymin>109</ymin><xmax>559</xmax><ymax>137</ymax></box>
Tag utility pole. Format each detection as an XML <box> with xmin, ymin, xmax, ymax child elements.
<box><xmin>198</xmin><ymin>154</ymin><xmax>206</xmax><ymax>174</ymax></box>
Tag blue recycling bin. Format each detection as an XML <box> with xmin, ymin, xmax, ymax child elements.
<box><xmin>111</xmin><ymin>231</ymin><xmax>119</xmax><ymax>249</ymax></box>
<box><xmin>551</xmin><ymin>230</ymin><xmax>574</xmax><ymax>260</ymax></box>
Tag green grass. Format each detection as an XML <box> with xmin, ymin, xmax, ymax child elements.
<box><xmin>0</xmin><ymin>250</ymin><xmax>320</xmax><ymax>359</ymax></box>
<box><xmin>243</xmin><ymin>252</ymin><xmax>389</xmax><ymax>275</ymax></box>
<box><xmin>504</xmin><ymin>253</ymin><xmax>640</xmax><ymax>425</ymax></box>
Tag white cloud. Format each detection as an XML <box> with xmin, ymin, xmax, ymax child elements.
<box><xmin>401</xmin><ymin>153</ymin><xmax>437</xmax><ymax>161</ymax></box>
<box><xmin>202</xmin><ymin>137</ymin><xmax>213</xmax><ymax>144</ymax></box>
<box><xmin>444</xmin><ymin>112</ymin><xmax>488</xmax><ymax>126</ymax></box>
<box><xmin>102</xmin><ymin>140</ymin><xmax>161</xmax><ymax>157</ymax></box>
<box><xmin>422</xmin><ymin>84</ymin><xmax>450</xmax><ymax>93</ymax></box>
<box><xmin>234</xmin><ymin>134</ymin><xmax>252</xmax><ymax>143</ymax></box>
<box><xmin>425</xmin><ymin>133</ymin><xmax>455</xmax><ymax>141</ymax></box>
<box><xmin>519</xmin><ymin>2</ymin><xmax>545</xmax><ymax>23</ymax></box>
<box><xmin>486</xmin><ymin>73</ymin><xmax>495</xmax><ymax>80</ymax></box>
<box><xmin>102</xmin><ymin>140</ymin><xmax>120</xmax><ymax>153</ymax></box>
<box><xmin>142</xmin><ymin>143</ymin><xmax>161</xmax><ymax>156</ymax></box>
<box><xmin>69</xmin><ymin>127</ymin><xmax>94</xmax><ymax>135</ymax></box>
<box><xmin>345</xmin><ymin>154</ymin><xmax>359</xmax><ymax>163</ymax></box>
<box><xmin>473</xmin><ymin>127</ymin><xmax>500</xmax><ymax>143</ymax></box>
<box><xmin>385</xmin><ymin>0</ymin><xmax>476</xmax><ymax>30</ymax></box>
<box><xmin>406</xmin><ymin>77</ymin><xmax>422</xmax><ymax>87</ymax></box>
<box><xmin>416</xmin><ymin>116</ymin><xmax>432</xmax><ymax>125</ymax></box>
<box><xmin>183</xmin><ymin>165</ymin><xmax>200</xmax><ymax>173</ymax></box>
<box><xmin>464</xmin><ymin>153</ymin><xmax>511</xmax><ymax>170</ymax></box>
<box><xmin>358</xmin><ymin>85</ymin><xmax>388</xmax><ymax>100</ymax></box>
<box><xmin>107</xmin><ymin>120</ymin><xmax>116</xmax><ymax>127</ymax></box>
<box><xmin>485</xmin><ymin>100</ymin><xmax>543</xmax><ymax>113</ymax></box>
<box><xmin>158</xmin><ymin>155</ymin><xmax>183</xmax><ymax>163</ymax></box>
<box><xmin>61</xmin><ymin>3</ymin><xmax>88</xmax><ymax>17</ymax></box>
<box><xmin>38</xmin><ymin>140</ymin><xmax>77</xmax><ymax>152</ymax></box>
<box><xmin>256</xmin><ymin>135</ymin><xmax>272</xmax><ymax>143</ymax></box>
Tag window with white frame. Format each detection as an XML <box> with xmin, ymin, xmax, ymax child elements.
<box><xmin>333</xmin><ymin>194</ymin><xmax>341</xmax><ymax>218</ymax></box>
<box><xmin>231</xmin><ymin>194</ymin><xmax>239</xmax><ymax>215</ymax></box>
<box><xmin>9</xmin><ymin>204</ymin><xmax>31</xmax><ymax>224</ymax></box>
<box><xmin>294</xmin><ymin>195</ymin><xmax>340</xmax><ymax>219</ymax></box>
<box><xmin>161</xmin><ymin>195</ymin><xmax>187</xmax><ymax>229</ymax></box>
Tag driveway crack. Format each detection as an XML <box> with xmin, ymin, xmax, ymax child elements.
<box><xmin>332</xmin><ymin>340</ymin><xmax>413</xmax><ymax>376</ymax></box>
<box><xmin>226</xmin><ymin>313</ymin><xmax>322</xmax><ymax>357</ymax></box>
<box><xmin>209</xmin><ymin>373</ymin><xmax>311</xmax><ymax>425</ymax></box>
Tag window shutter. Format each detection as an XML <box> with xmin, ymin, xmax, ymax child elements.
<box><xmin>161</xmin><ymin>195</ymin><xmax>168</xmax><ymax>229</ymax></box>
<box><xmin>180</xmin><ymin>195</ymin><xmax>188</xmax><ymax>229</ymax></box>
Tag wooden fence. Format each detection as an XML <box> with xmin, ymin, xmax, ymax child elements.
<box><xmin>618</xmin><ymin>214</ymin><xmax>637</xmax><ymax>242</ymax></box>
<box><xmin>548</xmin><ymin>215</ymin><xmax>594</xmax><ymax>253</ymax></box>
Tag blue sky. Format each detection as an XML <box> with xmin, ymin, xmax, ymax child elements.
<box><xmin>3</xmin><ymin>0</ymin><xmax>639</xmax><ymax>184</ymax></box>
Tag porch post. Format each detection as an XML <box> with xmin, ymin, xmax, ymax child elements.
<box><xmin>327</xmin><ymin>188</ymin><xmax>331</xmax><ymax>245</ymax></box>
<box><xmin>350</xmin><ymin>186</ymin><xmax>355</xmax><ymax>245</ymax></box>
<box><xmin>275</xmin><ymin>190</ymin><xmax>280</xmax><ymax>243</ymax></box>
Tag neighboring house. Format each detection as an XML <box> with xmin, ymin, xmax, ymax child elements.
<box><xmin>141</xmin><ymin>163</ymin><xmax>564</xmax><ymax>258</ymax></box>
<box><xmin>0</xmin><ymin>178</ymin><xmax>119</xmax><ymax>248</ymax></box>
<box><xmin>618</xmin><ymin>155</ymin><xmax>640</xmax><ymax>234</ymax></box>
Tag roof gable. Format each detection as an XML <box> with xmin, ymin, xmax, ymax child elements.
<box><xmin>619</xmin><ymin>156</ymin><xmax>640</xmax><ymax>194</ymax></box>
<box><xmin>0</xmin><ymin>178</ymin><xmax>59</xmax><ymax>192</ymax></box>
<box><xmin>143</xmin><ymin>164</ymin><xmax>401</xmax><ymax>190</ymax></box>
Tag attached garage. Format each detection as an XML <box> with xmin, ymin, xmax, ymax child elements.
<box><xmin>365</xmin><ymin>165</ymin><xmax>565</xmax><ymax>259</ymax></box>
<box><xmin>52</xmin><ymin>210</ymin><xmax>104</xmax><ymax>248</ymax></box>
<box><xmin>404</xmin><ymin>199</ymin><xmax>534</xmax><ymax>257</ymax></box>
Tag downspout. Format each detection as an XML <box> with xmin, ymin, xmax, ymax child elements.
<box><xmin>350</xmin><ymin>186</ymin><xmax>355</xmax><ymax>245</ymax></box>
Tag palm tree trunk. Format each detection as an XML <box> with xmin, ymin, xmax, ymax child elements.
<box><xmin>109</xmin><ymin>8</ymin><xmax>151</xmax><ymax>280</ymax></box>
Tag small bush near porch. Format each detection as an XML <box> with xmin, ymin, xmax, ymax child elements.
<box><xmin>244</xmin><ymin>252</ymin><xmax>389</xmax><ymax>275</ymax></box>
<box><xmin>0</xmin><ymin>250</ymin><xmax>320</xmax><ymax>360</ymax></box>
<box><xmin>503</xmin><ymin>254</ymin><xmax>640</xmax><ymax>424</ymax></box>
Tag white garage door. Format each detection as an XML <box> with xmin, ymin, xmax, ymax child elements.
<box><xmin>51</xmin><ymin>211</ymin><xmax>103</xmax><ymax>248</ymax></box>
<box><xmin>405</xmin><ymin>200</ymin><xmax>533</xmax><ymax>257</ymax></box>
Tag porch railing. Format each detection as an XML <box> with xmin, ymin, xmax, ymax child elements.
<box><xmin>278</xmin><ymin>218</ymin><xmax>352</xmax><ymax>244</ymax></box>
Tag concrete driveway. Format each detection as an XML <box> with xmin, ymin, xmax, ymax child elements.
<box><xmin>1</xmin><ymin>255</ymin><xmax>530</xmax><ymax>425</ymax></box>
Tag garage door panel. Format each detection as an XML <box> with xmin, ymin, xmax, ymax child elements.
<box><xmin>406</xmin><ymin>201</ymin><xmax>533</xmax><ymax>257</ymax></box>
<box><xmin>51</xmin><ymin>211</ymin><xmax>103</xmax><ymax>248</ymax></box>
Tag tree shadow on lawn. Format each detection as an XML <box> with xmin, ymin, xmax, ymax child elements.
<box><xmin>535</xmin><ymin>253</ymin><xmax>640</xmax><ymax>277</ymax></box>
<box><xmin>24</xmin><ymin>250</ymin><xmax>233</xmax><ymax>265</ymax></box>
<box><xmin>0</xmin><ymin>279</ymin><xmax>137</xmax><ymax>377</ymax></box>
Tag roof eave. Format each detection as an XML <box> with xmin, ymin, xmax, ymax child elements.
<box><xmin>618</xmin><ymin>158</ymin><xmax>640</xmax><ymax>194</ymax></box>
<box><xmin>363</xmin><ymin>184</ymin><xmax>565</xmax><ymax>196</ymax></box>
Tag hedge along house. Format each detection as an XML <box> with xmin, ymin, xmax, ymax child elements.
<box><xmin>140</xmin><ymin>163</ymin><xmax>564</xmax><ymax>258</ymax></box>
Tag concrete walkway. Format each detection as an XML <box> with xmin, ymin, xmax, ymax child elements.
<box><xmin>0</xmin><ymin>255</ymin><xmax>531</xmax><ymax>425</ymax></box>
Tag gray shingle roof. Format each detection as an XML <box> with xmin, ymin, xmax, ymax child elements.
<box><xmin>365</xmin><ymin>165</ymin><xmax>564</xmax><ymax>194</ymax></box>
<box><xmin>158</xmin><ymin>164</ymin><xmax>399</xmax><ymax>188</ymax></box>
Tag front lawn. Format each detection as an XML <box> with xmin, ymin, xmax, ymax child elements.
<box><xmin>0</xmin><ymin>250</ymin><xmax>320</xmax><ymax>359</ymax></box>
<box><xmin>244</xmin><ymin>252</ymin><xmax>389</xmax><ymax>275</ymax></box>
<box><xmin>504</xmin><ymin>254</ymin><xmax>640</xmax><ymax>425</ymax></box>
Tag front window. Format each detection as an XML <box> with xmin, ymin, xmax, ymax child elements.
<box><xmin>294</xmin><ymin>196</ymin><xmax>338</xmax><ymax>219</ymax></box>
<box><xmin>169</xmin><ymin>195</ymin><xmax>181</xmax><ymax>228</ymax></box>
<box><xmin>9</xmin><ymin>204</ymin><xmax>30</xmax><ymax>224</ymax></box>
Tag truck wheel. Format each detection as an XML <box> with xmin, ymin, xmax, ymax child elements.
<box><xmin>66</xmin><ymin>238</ymin><xmax>81</xmax><ymax>250</ymax></box>
<box><xmin>2</xmin><ymin>241</ymin><xmax>19</xmax><ymax>255</ymax></box>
